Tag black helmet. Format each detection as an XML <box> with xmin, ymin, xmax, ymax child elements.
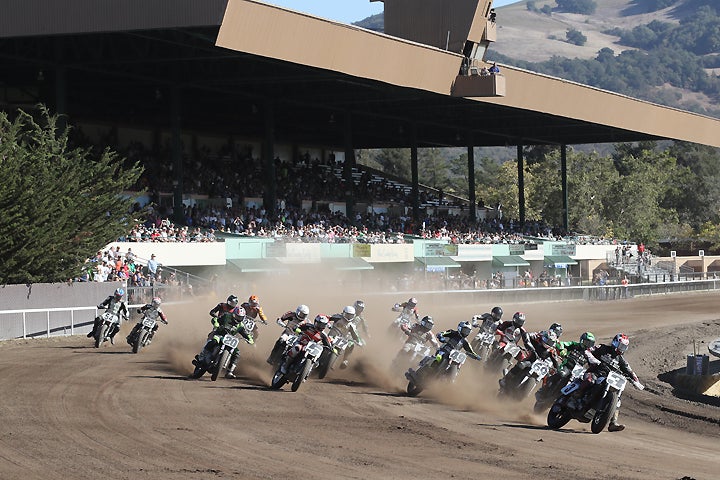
<box><xmin>512</xmin><ymin>312</ymin><xmax>526</xmax><ymax>328</ymax></box>
<box><xmin>549</xmin><ymin>322</ymin><xmax>563</xmax><ymax>338</ymax></box>
<box><xmin>420</xmin><ymin>315</ymin><xmax>434</xmax><ymax>330</ymax></box>
<box><xmin>490</xmin><ymin>306</ymin><xmax>503</xmax><ymax>321</ymax></box>
<box><xmin>227</xmin><ymin>295</ymin><xmax>239</xmax><ymax>308</ymax></box>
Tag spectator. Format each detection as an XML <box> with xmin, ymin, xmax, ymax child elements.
<box><xmin>489</xmin><ymin>62</ymin><xmax>500</xmax><ymax>75</ymax></box>
<box><xmin>146</xmin><ymin>254</ymin><xmax>160</xmax><ymax>282</ymax></box>
<box><xmin>489</xmin><ymin>8</ymin><xmax>496</xmax><ymax>23</ymax></box>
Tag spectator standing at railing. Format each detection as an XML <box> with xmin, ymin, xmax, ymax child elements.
<box><xmin>146</xmin><ymin>254</ymin><xmax>160</xmax><ymax>282</ymax></box>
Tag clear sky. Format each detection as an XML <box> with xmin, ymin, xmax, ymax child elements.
<box><xmin>263</xmin><ymin>1</ymin><xmax>522</xmax><ymax>24</ymax></box>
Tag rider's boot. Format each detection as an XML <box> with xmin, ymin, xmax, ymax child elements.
<box><xmin>225</xmin><ymin>361</ymin><xmax>237</xmax><ymax>379</ymax></box>
<box><xmin>608</xmin><ymin>410</ymin><xmax>625</xmax><ymax>432</ymax></box>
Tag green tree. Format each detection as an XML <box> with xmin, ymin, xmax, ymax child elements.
<box><xmin>0</xmin><ymin>107</ymin><xmax>145</xmax><ymax>284</ymax></box>
<box><xmin>566</xmin><ymin>28</ymin><xmax>588</xmax><ymax>46</ymax></box>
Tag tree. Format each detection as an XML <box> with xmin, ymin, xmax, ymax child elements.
<box><xmin>0</xmin><ymin>107</ymin><xmax>145</xmax><ymax>284</ymax></box>
<box><xmin>566</xmin><ymin>28</ymin><xmax>588</xmax><ymax>46</ymax></box>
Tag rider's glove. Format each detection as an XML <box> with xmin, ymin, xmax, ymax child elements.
<box><xmin>632</xmin><ymin>380</ymin><xmax>644</xmax><ymax>390</ymax></box>
<box><xmin>136</xmin><ymin>309</ymin><xmax>142</xmax><ymax>314</ymax></box>
<box><xmin>587</xmin><ymin>355</ymin><xmax>601</xmax><ymax>366</ymax></box>
<box><xmin>247</xmin><ymin>337</ymin><xmax>254</xmax><ymax>345</ymax></box>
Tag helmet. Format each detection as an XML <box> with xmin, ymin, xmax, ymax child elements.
<box><xmin>151</xmin><ymin>297</ymin><xmax>161</xmax><ymax>308</ymax></box>
<box><xmin>458</xmin><ymin>321</ymin><xmax>472</xmax><ymax>337</ymax></box>
<box><xmin>541</xmin><ymin>330</ymin><xmax>558</xmax><ymax>347</ymax></box>
<box><xmin>314</xmin><ymin>314</ymin><xmax>329</xmax><ymax>331</ymax></box>
<box><xmin>420</xmin><ymin>315</ymin><xmax>434</xmax><ymax>330</ymax></box>
<box><xmin>342</xmin><ymin>305</ymin><xmax>356</xmax><ymax>321</ymax></box>
<box><xmin>295</xmin><ymin>304</ymin><xmax>310</xmax><ymax>320</ymax></box>
<box><xmin>407</xmin><ymin>297</ymin><xmax>417</xmax><ymax>308</ymax></box>
<box><xmin>236</xmin><ymin>306</ymin><xmax>246</xmax><ymax>319</ymax></box>
<box><xmin>226</xmin><ymin>295</ymin><xmax>239</xmax><ymax>308</ymax></box>
<box><xmin>248</xmin><ymin>295</ymin><xmax>259</xmax><ymax>307</ymax></box>
<box><xmin>549</xmin><ymin>322</ymin><xmax>563</xmax><ymax>338</ymax></box>
<box><xmin>512</xmin><ymin>312</ymin><xmax>526</xmax><ymax>328</ymax></box>
<box><xmin>490</xmin><ymin>306</ymin><xmax>503</xmax><ymax>321</ymax></box>
<box><xmin>611</xmin><ymin>333</ymin><xmax>630</xmax><ymax>354</ymax></box>
<box><xmin>353</xmin><ymin>300</ymin><xmax>365</xmax><ymax>314</ymax></box>
<box><xmin>114</xmin><ymin>288</ymin><xmax>125</xmax><ymax>299</ymax></box>
<box><xmin>580</xmin><ymin>332</ymin><xmax>596</xmax><ymax>349</ymax></box>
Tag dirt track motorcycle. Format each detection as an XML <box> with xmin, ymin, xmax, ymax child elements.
<box><xmin>533</xmin><ymin>351</ymin><xmax>587</xmax><ymax>412</ymax></box>
<box><xmin>547</xmin><ymin>367</ymin><xmax>634</xmax><ymax>434</ymax></box>
<box><xmin>405</xmin><ymin>347</ymin><xmax>470</xmax><ymax>397</ymax></box>
<box><xmin>267</xmin><ymin>319</ymin><xmax>305</xmax><ymax>367</ymax></box>
<box><xmin>128</xmin><ymin>314</ymin><xmax>167</xmax><ymax>354</ymax></box>
<box><xmin>388</xmin><ymin>307</ymin><xmax>414</xmax><ymax>339</ymax></box>
<box><xmin>470</xmin><ymin>330</ymin><xmax>496</xmax><ymax>362</ymax></box>
<box><xmin>391</xmin><ymin>337</ymin><xmax>433</xmax><ymax>374</ymax></box>
<box><xmin>190</xmin><ymin>317</ymin><xmax>255</xmax><ymax>381</ymax></box>
<box><xmin>485</xmin><ymin>338</ymin><xmax>523</xmax><ymax>375</ymax></box>
<box><xmin>315</xmin><ymin>333</ymin><xmax>351</xmax><ymax>379</ymax></box>
<box><xmin>270</xmin><ymin>338</ymin><xmax>325</xmax><ymax>392</ymax></box>
<box><xmin>94</xmin><ymin>311</ymin><xmax>122</xmax><ymax>348</ymax></box>
<box><xmin>498</xmin><ymin>356</ymin><xmax>554</xmax><ymax>400</ymax></box>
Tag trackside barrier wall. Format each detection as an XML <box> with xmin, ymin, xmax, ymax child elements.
<box><xmin>1</xmin><ymin>279</ymin><xmax>718</xmax><ymax>341</ymax></box>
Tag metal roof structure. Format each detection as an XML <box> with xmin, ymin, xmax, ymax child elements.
<box><xmin>2</xmin><ymin>0</ymin><xmax>719</xmax><ymax>151</ymax></box>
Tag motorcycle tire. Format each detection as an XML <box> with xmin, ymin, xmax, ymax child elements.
<box><xmin>317</xmin><ymin>351</ymin><xmax>337</xmax><ymax>380</ymax></box>
<box><xmin>406</xmin><ymin>381</ymin><xmax>423</xmax><ymax>397</ymax></box>
<box><xmin>95</xmin><ymin>324</ymin><xmax>108</xmax><ymax>348</ymax></box>
<box><xmin>190</xmin><ymin>365</ymin><xmax>207</xmax><ymax>379</ymax></box>
<box><xmin>546</xmin><ymin>403</ymin><xmax>572</xmax><ymax>429</ymax></box>
<box><xmin>132</xmin><ymin>331</ymin><xmax>143</xmax><ymax>354</ymax></box>
<box><xmin>292</xmin><ymin>360</ymin><xmax>313</xmax><ymax>392</ymax></box>
<box><xmin>591</xmin><ymin>391</ymin><xmax>619</xmax><ymax>434</ymax></box>
<box><xmin>446</xmin><ymin>365</ymin><xmax>459</xmax><ymax>383</ymax></box>
<box><xmin>270</xmin><ymin>370</ymin><xmax>286</xmax><ymax>389</ymax></box>
<box><xmin>211</xmin><ymin>350</ymin><xmax>229</xmax><ymax>381</ymax></box>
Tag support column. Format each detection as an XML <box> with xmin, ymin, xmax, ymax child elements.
<box><xmin>262</xmin><ymin>100</ymin><xmax>276</xmax><ymax>217</ymax></box>
<box><xmin>170</xmin><ymin>85</ymin><xmax>184</xmax><ymax>224</ymax></box>
<box><xmin>517</xmin><ymin>144</ymin><xmax>525</xmax><ymax>226</ymax></box>
<box><xmin>54</xmin><ymin>40</ymin><xmax>67</xmax><ymax>134</ymax></box>
<box><xmin>561</xmin><ymin>144</ymin><xmax>569</xmax><ymax>233</ymax></box>
<box><xmin>343</xmin><ymin>114</ymin><xmax>355</xmax><ymax>221</ymax></box>
<box><xmin>467</xmin><ymin>134</ymin><xmax>476</xmax><ymax>222</ymax></box>
<box><xmin>411</xmin><ymin>125</ymin><xmax>419</xmax><ymax>224</ymax></box>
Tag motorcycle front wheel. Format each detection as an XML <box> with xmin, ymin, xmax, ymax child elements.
<box><xmin>95</xmin><ymin>324</ymin><xmax>109</xmax><ymax>348</ymax></box>
<box><xmin>211</xmin><ymin>350</ymin><xmax>230</xmax><ymax>381</ymax></box>
<box><xmin>407</xmin><ymin>381</ymin><xmax>423</xmax><ymax>397</ymax></box>
<box><xmin>270</xmin><ymin>370</ymin><xmax>286</xmax><ymax>389</ymax></box>
<box><xmin>591</xmin><ymin>391</ymin><xmax>618</xmax><ymax>434</ymax></box>
<box><xmin>291</xmin><ymin>360</ymin><xmax>313</xmax><ymax>392</ymax></box>
<box><xmin>132</xmin><ymin>331</ymin><xmax>144</xmax><ymax>354</ymax></box>
<box><xmin>546</xmin><ymin>403</ymin><xmax>572</xmax><ymax>429</ymax></box>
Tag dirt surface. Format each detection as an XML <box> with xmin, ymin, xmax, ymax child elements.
<box><xmin>1</xmin><ymin>289</ymin><xmax>719</xmax><ymax>480</ymax></box>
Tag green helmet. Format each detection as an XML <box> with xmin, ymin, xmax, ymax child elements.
<box><xmin>580</xmin><ymin>332</ymin><xmax>596</xmax><ymax>349</ymax></box>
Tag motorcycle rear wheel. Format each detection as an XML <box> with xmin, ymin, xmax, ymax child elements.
<box><xmin>591</xmin><ymin>391</ymin><xmax>618</xmax><ymax>434</ymax></box>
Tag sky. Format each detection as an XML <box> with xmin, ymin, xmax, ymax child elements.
<box><xmin>263</xmin><ymin>1</ymin><xmax>522</xmax><ymax>25</ymax></box>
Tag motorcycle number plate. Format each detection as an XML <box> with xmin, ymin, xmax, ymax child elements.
<box><xmin>449</xmin><ymin>350</ymin><xmax>467</xmax><ymax>364</ymax></box>
<box><xmin>606</xmin><ymin>371</ymin><xmax>627</xmax><ymax>391</ymax></box>
<box><xmin>142</xmin><ymin>318</ymin><xmax>156</xmax><ymax>328</ymax></box>
<box><xmin>334</xmin><ymin>338</ymin><xmax>349</xmax><ymax>350</ymax></box>
<box><xmin>242</xmin><ymin>318</ymin><xmax>255</xmax><ymax>332</ymax></box>
<box><xmin>305</xmin><ymin>342</ymin><xmax>323</xmax><ymax>358</ymax></box>
<box><xmin>480</xmin><ymin>333</ymin><xmax>494</xmax><ymax>344</ymax></box>
<box><xmin>414</xmin><ymin>343</ymin><xmax>425</xmax><ymax>353</ymax></box>
<box><xmin>222</xmin><ymin>334</ymin><xmax>240</xmax><ymax>349</ymax></box>
<box><xmin>561</xmin><ymin>381</ymin><xmax>579</xmax><ymax>395</ymax></box>
<box><xmin>102</xmin><ymin>312</ymin><xmax>118</xmax><ymax>323</ymax></box>
<box><xmin>530</xmin><ymin>360</ymin><xmax>550</xmax><ymax>378</ymax></box>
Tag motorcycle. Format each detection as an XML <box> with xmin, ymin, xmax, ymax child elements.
<box><xmin>128</xmin><ymin>314</ymin><xmax>167</xmax><ymax>354</ymax></box>
<box><xmin>533</xmin><ymin>351</ymin><xmax>587</xmax><ymax>412</ymax></box>
<box><xmin>94</xmin><ymin>311</ymin><xmax>122</xmax><ymax>348</ymax></box>
<box><xmin>267</xmin><ymin>318</ymin><xmax>302</xmax><ymax>367</ymax></box>
<box><xmin>391</xmin><ymin>337</ymin><xmax>432</xmax><ymax>374</ymax></box>
<box><xmin>190</xmin><ymin>317</ymin><xmax>255</xmax><ymax>381</ymax></box>
<box><xmin>470</xmin><ymin>330</ymin><xmax>496</xmax><ymax>362</ymax></box>
<box><xmin>388</xmin><ymin>307</ymin><xmax>414</xmax><ymax>339</ymax></box>
<box><xmin>485</xmin><ymin>339</ymin><xmax>523</xmax><ymax>375</ymax></box>
<box><xmin>405</xmin><ymin>348</ymin><xmax>469</xmax><ymax>397</ymax></box>
<box><xmin>546</xmin><ymin>368</ymin><xmax>631</xmax><ymax>434</ymax></box>
<box><xmin>270</xmin><ymin>339</ymin><xmax>325</xmax><ymax>392</ymax></box>
<box><xmin>498</xmin><ymin>357</ymin><xmax>554</xmax><ymax>400</ymax></box>
<box><xmin>316</xmin><ymin>334</ymin><xmax>350</xmax><ymax>379</ymax></box>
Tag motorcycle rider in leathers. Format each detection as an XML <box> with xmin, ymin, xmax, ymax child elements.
<box><xmin>279</xmin><ymin>314</ymin><xmax>334</xmax><ymax>374</ymax></box>
<box><xmin>409</xmin><ymin>321</ymin><xmax>481</xmax><ymax>377</ymax></box>
<box><xmin>328</xmin><ymin>306</ymin><xmax>364</xmax><ymax>369</ymax></box>
<box><xmin>126</xmin><ymin>296</ymin><xmax>168</xmax><ymax>346</ymax></box>
<box><xmin>500</xmin><ymin>329</ymin><xmax>562</xmax><ymax>388</ymax></box>
<box><xmin>490</xmin><ymin>311</ymin><xmax>530</xmax><ymax>364</ymax></box>
<box><xmin>392</xmin><ymin>297</ymin><xmax>420</xmax><ymax>321</ymax></box>
<box><xmin>88</xmin><ymin>287</ymin><xmax>129</xmax><ymax>344</ymax></box>
<box><xmin>575</xmin><ymin>333</ymin><xmax>644</xmax><ymax>432</ymax></box>
<box><xmin>267</xmin><ymin>305</ymin><xmax>310</xmax><ymax>365</ymax></box>
<box><xmin>471</xmin><ymin>306</ymin><xmax>504</xmax><ymax>332</ymax></box>
<box><xmin>401</xmin><ymin>315</ymin><xmax>441</xmax><ymax>350</ymax></box>
<box><xmin>351</xmin><ymin>300</ymin><xmax>370</xmax><ymax>341</ymax></box>
<box><xmin>537</xmin><ymin>331</ymin><xmax>595</xmax><ymax>397</ymax></box>
<box><xmin>240</xmin><ymin>294</ymin><xmax>268</xmax><ymax>339</ymax></box>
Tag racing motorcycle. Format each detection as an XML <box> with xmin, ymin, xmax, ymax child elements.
<box><xmin>533</xmin><ymin>350</ymin><xmax>587</xmax><ymax>412</ymax></box>
<box><xmin>498</xmin><ymin>356</ymin><xmax>554</xmax><ymax>400</ymax></box>
<box><xmin>128</xmin><ymin>313</ymin><xmax>167</xmax><ymax>354</ymax></box>
<box><xmin>470</xmin><ymin>329</ymin><xmax>496</xmax><ymax>362</ymax></box>
<box><xmin>190</xmin><ymin>316</ymin><xmax>255</xmax><ymax>381</ymax></box>
<box><xmin>316</xmin><ymin>333</ymin><xmax>352</xmax><ymax>379</ymax></box>
<box><xmin>391</xmin><ymin>337</ymin><xmax>432</xmax><ymax>374</ymax></box>
<box><xmin>546</xmin><ymin>367</ymin><xmax>637</xmax><ymax>434</ymax></box>
<box><xmin>94</xmin><ymin>311</ymin><xmax>122</xmax><ymax>348</ymax></box>
<box><xmin>270</xmin><ymin>338</ymin><xmax>325</xmax><ymax>392</ymax></box>
<box><xmin>485</xmin><ymin>338</ymin><xmax>523</xmax><ymax>375</ymax></box>
<box><xmin>267</xmin><ymin>318</ymin><xmax>301</xmax><ymax>368</ymax></box>
<box><xmin>405</xmin><ymin>347</ymin><xmax>470</xmax><ymax>397</ymax></box>
<box><xmin>388</xmin><ymin>306</ymin><xmax>414</xmax><ymax>339</ymax></box>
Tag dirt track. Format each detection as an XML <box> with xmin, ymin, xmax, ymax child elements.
<box><xmin>1</xmin><ymin>290</ymin><xmax>719</xmax><ymax>480</ymax></box>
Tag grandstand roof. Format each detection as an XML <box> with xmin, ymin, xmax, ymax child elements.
<box><xmin>1</xmin><ymin>0</ymin><xmax>719</xmax><ymax>149</ymax></box>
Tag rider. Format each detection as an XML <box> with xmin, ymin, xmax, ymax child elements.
<box><xmin>194</xmin><ymin>304</ymin><xmax>253</xmax><ymax>379</ymax></box>
<box><xmin>541</xmin><ymin>331</ymin><xmax>595</xmax><ymax>391</ymax></box>
<box><xmin>328</xmin><ymin>306</ymin><xmax>364</xmax><ymax>369</ymax></box>
<box><xmin>279</xmin><ymin>314</ymin><xmax>334</xmax><ymax>374</ymax></box>
<box><xmin>352</xmin><ymin>300</ymin><xmax>370</xmax><ymax>340</ymax></box>
<box><xmin>409</xmin><ymin>321</ymin><xmax>481</xmax><ymax>377</ymax></box>
<box><xmin>493</xmin><ymin>311</ymin><xmax>530</xmax><ymax>356</ymax></box>
<box><xmin>240</xmin><ymin>294</ymin><xmax>268</xmax><ymax>338</ymax></box>
<box><xmin>500</xmin><ymin>328</ymin><xmax>562</xmax><ymax>388</ymax></box>
<box><xmin>401</xmin><ymin>315</ymin><xmax>441</xmax><ymax>350</ymax></box>
<box><xmin>471</xmin><ymin>306</ymin><xmax>503</xmax><ymax>332</ymax></box>
<box><xmin>578</xmin><ymin>333</ymin><xmax>644</xmax><ymax>432</ymax></box>
<box><xmin>548</xmin><ymin>322</ymin><xmax>563</xmax><ymax>339</ymax></box>
<box><xmin>392</xmin><ymin>297</ymin><xmax>420</xmax><ymax>320</ymax></box>
<box><xmin>267</xmin><ymin>305</ymin><xmax>310</xmax><ymax>365</ymax></box>
<box><xmin>126</xmin><ymin>296</ymin><xmax>168</xmax><ymax>345</ymax></box>
<box><xmin>88</xmin><ymin>287</ymin><xmax>129</xmax><ymax>344</ymax></box>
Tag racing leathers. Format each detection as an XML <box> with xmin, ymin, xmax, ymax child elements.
<box><xmin>577</xmin><ymin>343</ymin><xmax>643</xmax><ymax>431</ymax></box>
<box><xmin>90</xmin><ymin>295</ymin><xmax>129</xmax><ymax>342</ymax></box>
<box><xmin>267</xmin><ymin>310</ymin><xmax>309</xmax><ymax>365</ymax></box>
<box><xmin>328</xmin><ymin>313</ymin><xmax>363</xmax><ymax>368</ymax></box>
<box><xmin>279</xmin><ymin>323</ymin><xmax>333</xmax><ymax>374</ymax></box>
<box><xmin>415</xmin><ymin>329</ymin><xmax>481</xmax><ymax>372</ymax></box>
<box><xmin>504</xmin><ymin>331</ymin><xmax>561</xmax><ymax>382</ymax></box>
<box><xmin>540</xmin><ymin>340</ymin><xmax>588</xmax><ymax>393</ymax></box>
<box><xmin>401</xmin><ymin>322</ymin><xmax>441</xmax><ymax>350</ymax></box>
<box><xmin>471</xmin><ymin>313</ymin><xmax>500</xmax><ymax>333</ymax></box>
<box><xmin>126</xmin><ymin>302</ymin><xmax>168</xmax><ymax>345</ymax></box>
<box><xmin>240</xmin><ymin>300</ymin><xmax>268</xmax><ymax>338</ymax></box>
<box><xmin>196</xmin><ymin>307</ymin><xmax>253</xmax><ymax>378</ymax></box>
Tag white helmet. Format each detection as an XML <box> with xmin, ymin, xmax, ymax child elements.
<box><xmin>342</xmin><ymin>305</ymin><xmax>356</xmax><ymax>321</ymax></box>
<box><xmin>151</xmin><ymin>297</ymin><xmax>161</xmax><ymax>308</ymax></box>
<box><xmin>295</xmin><ymin>304</ymin><xmax>310</xmax><ymax>320</ymax></box>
